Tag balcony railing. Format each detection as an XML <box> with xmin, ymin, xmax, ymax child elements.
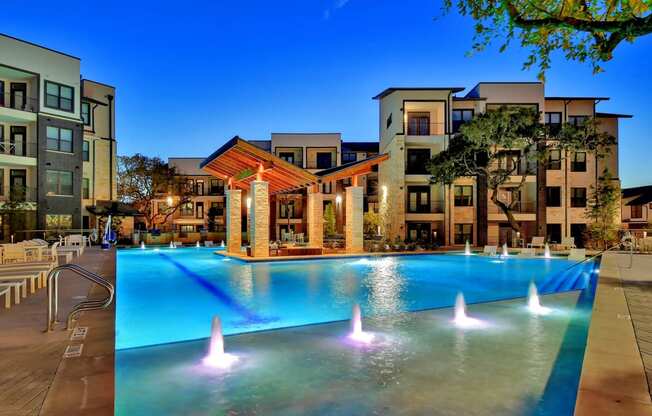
<box><xmin>489</xmin><ymin>201</ymin><xmax>536</xmax><ymax>214</ymax></box>
<box><xmin>407</xmin><ymin>200</ymin><xmax>445</xmax><ymax>214</ymax></box>
<box><xmin>0</xmin><ymin>186</ymin><xmax>37</xmax><ymax>203</ymax></box>
<box><xmin>405</xmin><ymin>122</ymin><xmax>445</xmax><ymax>136</ymax></box>
<box><xmin>0</xmin><ymin>93</ymin><xmax>38</xmax><ymax>113</ymax></box>
<box><xmin>0</xmin><ymin>142</ymin><xmax>38</xmax><ymax>158</ymax></box>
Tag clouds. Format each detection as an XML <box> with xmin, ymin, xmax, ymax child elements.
<box><xmin>324</xmin><ymin>0</ymin><xmax>351</xmax><ymax>19</ymax></box>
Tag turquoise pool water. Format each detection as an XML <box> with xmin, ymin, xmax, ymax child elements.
<box><xmin>116</xmin><ymin>248</ymin><xmax>595</xmax><ymax>349</ymax></box>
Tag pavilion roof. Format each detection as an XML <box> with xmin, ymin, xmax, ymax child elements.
<box><xmin>200</xmin><ymin>136</ymin><xmax>318</xmax><ymax>194</ymax></box>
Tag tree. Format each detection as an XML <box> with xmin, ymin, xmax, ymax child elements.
<box><xmin>0</xmin><ymin>185</ymin><xmax>36</xmax><ymax>242</ymax></box>
<box><xmin>207</xmin><ymin>206</ymin><xmax>220</xmax><ymax>232</ymax></box>
<box><xmin>117</xmin><ymin>154</ymin><xmax>192</xmax><ymax>229</ymax></box>
<box><xmin>428</xmin><ymin>106</ymin><xmax>615</xmax><ymax>233</ymax></box>
<box><xmin>444</xmin><ymin>0</ymin><xmax>652</xmax><ymax>79</ymax></box>
<box><xmin>363</xmin><ymin>211</ymin><xmax>382</xmax><ymax>237</ymax></box>
<box><xmin>585</xmin><ymin>170</ymin><xmax>620</xmax><ymax>249</ymax></box>
<box><xmin>324</xmin><ymin>202</ymin><xmax>337</xmax><ymax>237</ymax></box>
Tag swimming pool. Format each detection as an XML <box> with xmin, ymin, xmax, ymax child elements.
<box><xmin>116</xmin><ymin>248</ymin><xmax>595</xmax><ymax>350</ymax></box>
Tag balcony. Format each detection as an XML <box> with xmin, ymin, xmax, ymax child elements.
<box><xmin>0</xmin><ymin>92</ymin><xmax>38</xmax><ymax>122</ymax></box>
<box><xmin>488</xmin><ymin>201</ymin><xmax>536</xmax><ymax>214</ymax></box>
<box><xmin>0</xmin><ymin>142</ymin><xmax>38</xmax><ymax>165</ymax></box>
<box><xmin>0</xmin><ymin>186</ymin><xmax>38</xmax><ymax>210</ymax></box>
<box><xmin>406</xmin><ymin>122</ymin><xmax>445</xmax><ymax>136</ymax></box>
<box><xmin>407</xmin><ymin>200</ymin><xmax>445</xmax><ymax>214</ymax></box>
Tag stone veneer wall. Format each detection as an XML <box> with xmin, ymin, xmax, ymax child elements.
<box><xmin>226</xmin><ymin>189</ymin><xmax>242</xmax><ymax>253</ymax></box>
<box><xmin>249</xmin><ymin>181</ymin><xmax>269</xmax><ymax>257</ymax></box>
<box><xmin>307</xmin><ymin>189</ymin><xmax>323</xmax><ymax>247</ymax></box>
<box><xmin>345</xmin><ymin>186</ymin><xmax>363</xmax><ymax>253</ymax></box>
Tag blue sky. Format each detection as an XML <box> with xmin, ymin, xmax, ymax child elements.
<box><xmin>1</xmin><ymin>0</ymin><xmax>650</xmax><ymax>187</ymax></box>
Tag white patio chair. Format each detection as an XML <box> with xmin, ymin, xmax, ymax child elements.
<box><xmin>0</xmin><ymin>281</ymin><xmax>26</xmax><ymax>305</ymax></box>
<box><xmin>2</xmin><ymin>245</ymin><xmax>26</xmax><ymax>264</ymax></box>
<box><xmin>483</xmin><ymin>245</ymin><xmax>498</xmax><ymax>256</ymax></box>
<box><xmin>527</xmin><ymin>237</ymin><xmax>545</xmax><ymax>249</ymax></box>
<box><xmin>0</xmin><ymin>285</ymin><xmax>11</xmax><ymax>308</ymax></box>
<box><xmin>204</xmin><ymin>241</ymin><xmax>214</xmax><ymax>247</ymax></box>
<box><xmin>560</xmin><ymin>237</ymin><xmax>576</xmax><ymax>250</ymax></box>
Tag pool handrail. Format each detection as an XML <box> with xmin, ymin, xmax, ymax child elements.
<box><xmin>45</xmin><ymin>263</ymin><xmax>114</xmax><ymax>332</ymax></box>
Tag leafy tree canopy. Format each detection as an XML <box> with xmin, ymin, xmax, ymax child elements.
<box><xmin>444</xmin><ymin>0</ymin><xmax>652</xmax><ymax>79</ymax></box>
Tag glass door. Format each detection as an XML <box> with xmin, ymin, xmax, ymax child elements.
<box><xmin>10</xmin><ymin>126</ymin><xmax>26</xmax><ymax>156</ymax></box>
<box><xmin>10</xmin><ymin>83</ymin><xmax>27</xmax><ymax>110</ymax></box>
<box><xmin>10</xmin><ymin>169</ymin><xmax>27</xmax><ymax>201</ymax></box>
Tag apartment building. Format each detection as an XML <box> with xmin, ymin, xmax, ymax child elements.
<box><xmin>377</xmin><ymin>82</ymin><xmax>629</xmax><ymax>247</ymax></box>
<box><xmin>155</xmin><ymin>134</ymin><xmax>378</xmax><ymax>241</ymax></box>
<box><xmin>0</xmin><ymin>34</ymin><xmax>116</xmax><ymax>241</ymax></box>
<box><xmin>622</xmin><ymin>186</ymin><xmax>652</xmax><ymax>229</ymax></box>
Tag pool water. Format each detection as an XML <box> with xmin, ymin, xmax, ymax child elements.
<box><xmin>116</xmin><ymin>248</ymin><xmax>595</xmax><ymax>349</ymax></box>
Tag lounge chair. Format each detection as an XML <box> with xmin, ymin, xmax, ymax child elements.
<box><xmin>0</xmin><ymin>272</ymin><xmax>35</xmax><ymax>294</ymax></box>
<box><xmin>0</xmin><ymin>281</ymin><xmax>27</xmax><ymax>304</ymax></box>
<box><xmin>560</xmin><ymin>237</ymin><xmax>576</xmax><ymax>250</ymax></box>
<box><xmin>518</xmin><ymin>248</ymin><xmax>536</xmax><ymax>257</ymax></box>
<box><xmin>0</xmin><ymin>264</ymin><xmax>55</xmax><ymax>291</ymax></box>
<box><xmin>568</xmin><ymin>248</ymin><xmax>586</xmax><ymax>261</ymax></box>
<box><xmin>204</xmin><ymin>241</ymin><xmax>214</xmax><ymax>247</ymax></box>
<box><xmin>0</xmin><ymin>285</ymin><xmax>11</xmax><ymax>308</ymax></box>
<box><xmin>1</xmin><ymin>244</ymin><xmax>27</xmax><ymax>263</ymax></box>
<box><xmin>482</xmin><ymin>245</ymin><xmax>498</xmax><ymax>256</ymax></box>
<box><xmin>527</xmin><ymin>237</ymin><xmax>545</xmax><ymax>249</ymax></box>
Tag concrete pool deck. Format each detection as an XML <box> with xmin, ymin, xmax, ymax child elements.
<box><xmin>575</xmin><ymin>252</ymin><xmax>652</xmax><ymax>416</ymax></box>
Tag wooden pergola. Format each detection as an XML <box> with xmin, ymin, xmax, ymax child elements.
<box><xmin>200</xmin><ymin>136</ymin><xmax>318</xmax><ymax>194</ymax></box>
<box><xmin>316</xmin><ymin>153</ymin><xmax>389</xmax><ymax>186</ymax></box>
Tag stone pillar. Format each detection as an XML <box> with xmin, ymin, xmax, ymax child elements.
<box><xmin>249</xmin><ymin>181</ymin><xmax>269</xmax><ymax>257</ymax></box>
<box><xmin>307</xmin><ymin>187</ymin><xmax>323</xmax><ymax>248</ymax></box>
<box><xmin>226</xmin><ymin>189</ymin><xmax>242</xmax><ymax>254</ymax></box>
<box><xmin>345</xmin><ymin>186</ymin><xmax>364</xmax><ymax>253</ymax></box>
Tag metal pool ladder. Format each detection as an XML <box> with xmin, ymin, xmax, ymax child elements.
<box><xmin>46</xmin><ymin>263</ymin><xmax>115</xmax><ymax>332</ymax></box>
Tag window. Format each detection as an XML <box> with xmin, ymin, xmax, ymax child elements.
<box><xmin>82</xmin><ymin>178</ymin><xmax>90</xmax><ymax>199</ymax></box>
<box><xmin>407</xmin><ymin>112</ymin><xmax>430</xmax><ymax>135</ymax></box>
<box><xmin>571</xmin><ymin>152</ymin><xmax>587</xmax><ymax>172</ymax></box>
<box><xmin>342</xmin><ymin>152</ymin><xmax>357</xmax><ymax>164</ymax></box>
<box><xmin>157</xmin><ymin>201</ymin><xmax>169</xmax><ymax>214</ymax></box>
<box><xmin>82</xmin><ymin>215</ymin><xmax>90</xmax><ymax>230</ymax></box>
<box><xmin>407</xmin><ymin>223</ymin><xmax>431</xmax><ymax>242</ymax></box>
<box><xmin>316</xmin><ymin>152</ymin><xmax>333</xmax><ymax>169</ymax></box>
<box><xmin>46</xmin><ymin>170</ymin><xmax>73</xmax><ymax>196</ymax></box>
<box><xmin>406</xmin><ymin>148</ymin><xmax>430</xmax><ymax>174</ymax></box>
<box><xmin>452</xmin><ymin>109</ymin><xmax>473</xmax><ymax>133</ymax></box>
<box><xmin>45</xmin><ymin>81</ymin><xmax>74</xmax><ymax>112</ymax></box>
<box><xmin>180</xmin><ymin>202</ymin><xmax>193</xmax><ymax>216</ymax></box>
<box><xmin>407</xmin><ymin>186</ymin><xmax>430</xmax><ymax>213</ymax></box>
<box><xmin>546</xmin><ymin>224</ymin><xmax>562</xmax><ymax>244</ymax></box>
<box><xmin>280</xmin><ymin>200</ymin><xmax>296</xmax><ymax>219</ymax></box>
<box><xmin>570</xmin><ymin>187</ymin><xmax>587</xmax><ymax>207</ymax></box>
<box><xmin>210</xmin><ymin>201</ymin><xmax>224</xmax><ymax>216</ymax></box>
<box><xmin>545</xmin><ymin>112</ymin><xmax>562</xmax><ymax>135</ymax></box>
<box><xmin>454</xmin><ymin>185</ymin><xmax>473</xmax><ymax>206</ymax></box>
<box><xmin>568</xmin><ymin>115</ymin><xmax>589</xmax><ymax>127</ymax></box>
<box><xmin>82</xmin><ymin>140</ymin><xmax>90</xmax><ymax>161</ymax></box>
<box><xmin>546</xmin><ymin>187</ymin><xmax>561</xmax><ymax>207</ymax></box>
<box><xmin>366</xmin><ymin>177</ymin><xmax>378</xmax><ymax>196</ymax></box>
<box><xmin>209</xmin><ymin>179</ymin><xmax>224</xmax><ymax>195</ymax></box>
<box><xmin>46</xmin><ymin>214</ymin><xmax>72</xmax><ymax>230</ymax></box>
<box><xmin>0</xmin><ymin>169</ymin><xmax>3</xmax><ymax>196</ymax></box>
<box><xmin>454</xmin><ymin>224</ymin><xmax>473</xmax><ymax>245</ymax></box>
<box><xmin>196</xmin><ymin>180</ymin><xmax>204</xmax><ymax>196</ymax></box>
<box><xmin>179</xmin><ymin>225</ymin><xmax>195</xmax><ymax>233</ymax></box>
<box><xmin>196</xmin><ymin>202</ymin><xmax>204</xmax><ymax>218</ymax></box>
<box><xmin>631</xmin><ymin>204</ymin><xmax>643</xmax><ymax>218</ymax></box>
<box><xmin>548</xmin><ymin>149</ymin><xmax>561</xmax><ymax>170</ymax></box>
<box><xmin>322</xmin><ymin>182</ymin><xmax>332</xmax><ymax>194</ymax></box>
<box><xmin>81</xmin><ymin>102</ymin><xmax>91</xmax><ymax>125</ymax></box>
<box><xmin>186</xmin><ymin>179</ymin><xmax>194</xmax><ymax>194</ymax></box>
<box><xmin>46</xmin><ymin>126</ymin><xmax>73</xmax><ymax>153</ymax></box>
<box><xmin>279</xmin><ymin>152</ymin><xmax>295</xmax><ymax>164</ymax></box>
<box><xmin>386</xmin><ymin>113</ymin><xmax>392</xmax><ymax>128</ymax></box>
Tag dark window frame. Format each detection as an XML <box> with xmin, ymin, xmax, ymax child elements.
<box><xmin>46</xmin><ymin>126</ymin><xmax>73</xmax><ymax>153</ymax></box>
<box><xmin>81</xmin><ymin>102</ymin><xmax>91</xmax><ymax>126</ymax></box>
<box><xmin>407</xmin><ymin>186</ymin><xmax>431</xmax><ymax>213</ymax></box>
<box><xmin>45</xmin><ymin>169</ymin><xmax>73</xmax><ymax>196</ymax></box>
<box><xmin>452</xmin><ymin>109</ymin><xmax>474</xmax><ymax>133</ymax></box>
<box><xmin>568</xmin><ymin>115</ymin><xmax>590</xmax><ymax>127</ymax></box>
<box><xmin>407</xmin><ymin>112</ymin><xmax>431</xmax><ymax>136</ymax></box>
<box><xmin>547</xmin><ymin>149</ymin><xmax>561</xmax><ymax>170</ymax></box>
<box><xmin>82</xmin><ymin>177</ymin><xmax>90</xmax><ymax>199</ymax></box>
<box><xmin>44</xmin><ymin>80</ymin><xmax>74</xmax><ymax>113</ymax></box>
<box><xmin>406</xmin><ymin>148</ymin><xmax>431</xmax><ymax>174</ymax></box>
<box><xmin>545</xmin><ymin>112</ymin><xmax>562</xmax><ymax>134</ymax></box>
<box><xmin>631</xmin><ymin>204</ymin><xmax>643</xmax><ymax>218</ymax></box>
<box><xmin>82</xmin><ymin>140</ymin><xmax>90</xmax><ymax>161</ymax></box>
<box><xmin>454</xmin><ymin>224</ymin><xmax>473</xmax><ymax>244</ymax></box>
<box><xmin>571</xmin><ymin>151</ymin><xmax>587</xmax><ymax>172</ymax></box>
<box><xmin>570</xmin><ymin>187</ymin><xmax>587</xmax><ymax>208</ymax></box>
<box><xmin>546</xmin><ymin>186</ymin><xmax>561</xmax><ymax>207</ymax></box>
<box><xmin>454</xmin><ymin>185</ymin><xmax>474</xmax><ymax>207</ymax></box>
<box><xmin>342</xmin><ymin>152</ymin><xmax>357</xmax><ymax>164</ymax></box>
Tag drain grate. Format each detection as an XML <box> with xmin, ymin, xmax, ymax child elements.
<box><xmin>70</xmin><ymin>326</ymin><xmax>88</xmax><ymax>341</ymax></box>
<box><xmin>63</xmin><ymin>344</ymin><xmax>83</xmax><ymax>358</ymax></box>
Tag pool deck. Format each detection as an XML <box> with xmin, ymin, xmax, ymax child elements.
<box><xmin>575</xmin><ymin>252</ymin><xmax>652</xmax><ymax>416</ymax></box>
<box><xmin>0</xmin><ymin>248</ymin><xmax>115</xmax><ymax>416</ymax></box>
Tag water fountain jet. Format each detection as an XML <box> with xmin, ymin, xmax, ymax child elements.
<box><xmin>502</xmin><ymin>243</ymin><xmax>509</xmax><ymax>257</ymax></box>
<box><xmin>220</xmin><ymin>240</ymin><xmax>225</xmax><ymax>248</ymax></box>
<box><xmin>464</xmin><ymin>241</ymin><xmax>471</xmax><ymax>255</ymax></box>
<box><xmin>544</xmin><ymin>243</ymin><xmax>551</xmax><ymax>258</ymax></box>
<box><xmin>196</xmin><ymin>241</ymin><xmax>201</xmax><ymax>248</ymax></box>
<box><xmin>203</xmin><ymin>316</ymin><xmax>239</xmax><ymax>369</ymax></box>
<box><xmin>527</xmin><ymin>282</ymin><xmax>551</xmax><ymax>315</ymax></box>
<box><xmin>169</xmin><ymin>241</ymin><xmax>175</xmax><ymax>249</ymax></box>
<box><xmin>349</xmin><ymin>304</ymin><xmax>374</xmax><ymax>343</ymax></box>
<box><xmin>140</xmin><ymin>241</ymin><xmax>146</xmax><ymax>249</ymax></box>
<box><xmin>453</xmin><ymin>293</ymin><xmax>483</xmax><ymax>328</ymax></box>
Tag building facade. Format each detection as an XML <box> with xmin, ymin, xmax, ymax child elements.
<box><xmin>621</xmin><ymin>186</ymin><xmax>651</xmax><ymax>230</ymax></box>
<box><xmin>377</xmin><ymin>82</ymin><xmax>628</xmax><ymax>247</ymax></box>
<box><xmin>0</xmin><ymin>34</ymin><xmax>116</xmax><ymax>241</ymax></box>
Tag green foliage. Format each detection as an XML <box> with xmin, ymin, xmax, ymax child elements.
<box><xmin>363</xmin><ymin>211</ymin><xmax>382</xmax><ymax>236</ymax></box>
<box><xmin>428</xmin><ymin>106</ymin><xmax>615</xmax><ymax>232</ymax></box>
<box><xmin>117</xmin><ymin>153</ymin><xmax>192</xmax><ymax>228</ymax></box>
<box><xmin>585</xmin><ymin>170</ymin><xmax>620</xmax><ymax>249</ymax></box>
<box><xmin>324</xmin><ymin>203</ymin><xmax>336</xmax><ymax>237</ymax></box>
<box><xmin>443</xmin><ymin>0</ymin><xmax>652</xmax><ymax>79</ymax></box>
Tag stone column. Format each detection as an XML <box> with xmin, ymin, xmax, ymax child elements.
<box><xmin>345</xmin><ymin>186</ymin><xmax>364</xmax><ymax>253</ymax></box>
<box><xmin>307</xmin><ymin>187</ymin><xmax>323</xmax><ymax>248</ymax></box>
<box><xmin>249</xmin><ymin>181</ymin><xmax>270</xmax><ymax>257</ymax></box>
<box><xmin>226</xmin><ymin>189</ymin><xmax>242</xmax><ymax>254</ymax></box>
